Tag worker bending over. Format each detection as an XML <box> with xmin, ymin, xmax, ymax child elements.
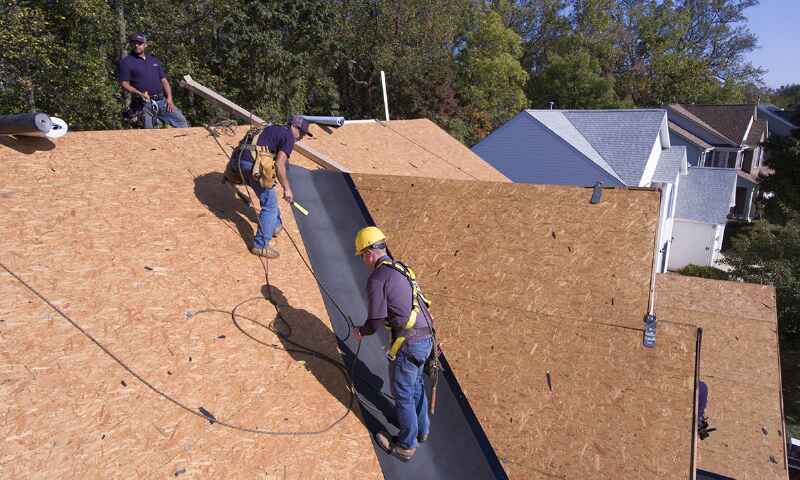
<box><xmin>225</xmin><ymin>116</ymin><xmax>311</xmax><ymax>258</ymax></box>
<box><xmin>353</xmin><ymin>227</ymin><xmax>434</xmax><ymax>461</ymax></box>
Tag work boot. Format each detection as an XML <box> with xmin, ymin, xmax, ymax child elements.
<box><xmin>272</xmin><ymin>224</ymin><xmax>283</xmax><ymax>238</ymax></box>
<box><xmin>250</xmin><ymin>246</ymin><xmax>279</xmax><ymax>259</ymax></box>
<box><xmin>417</xmin><ymin>432</ymin><xmax>429</xmax><ymax>443</ymax></box>
<box><xmin>375</xmin><ymin>431</ymin><xmax>416</xmax><ymax>461</ymax></box>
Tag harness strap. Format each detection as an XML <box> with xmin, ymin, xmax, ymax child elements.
<box><xmin>378</xmin><ymin>259</ymin><xmax>432</xmax><ymax>360</ymax></box>
<box><xmin>238</xmin><ymin>127</ymin><xmax>277</xmax><ymax>188</ymax></box>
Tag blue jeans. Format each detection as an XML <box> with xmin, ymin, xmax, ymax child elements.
<box><xmin>234</xmin><ymin>157</ymin><xmax>282</xmax><ymax>249</ymax></box>
<box><xmin>143</xmin><ymin>98</ymin><xmax>189</xmax><ymax>128</ymax></box>
<box><xmin>389</xmin><ymin>336</ymin><xmax>432</xmax><ymax>449</ymax></box>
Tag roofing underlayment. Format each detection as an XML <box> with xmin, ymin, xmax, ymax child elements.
<box><xmin>656</xmin><ymin>273</ymin><xmax>788</xmax><ymax>480</ymax></box>
<box><xmin>1</xmin><ymin>126</ymin><xmax>700</xmax><ymax>479</ymax></box>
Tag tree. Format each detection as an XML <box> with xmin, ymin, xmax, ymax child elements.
<box><xmin>760</xmin><ymin>134</ymin><xmax>800</xmax><ymax>223</ymax></box>
<box><xmin>331</xmin><ymin>0</ymin><xmax>471</xmax><ymax>128</ymax></box>
<box><xmin>529</xmin><ymin>46</ymin><xmax>621</xmax><ymax>109</ymax></box>
<box><xmin>768</xmin><ymin>84</ymin><xmax>800</xmax><ymax>111</ymax></box>
<box><xmin>0</xmin><ymin>1</ymin><xmax>120</xmax><ymax>130</ymax></box>
<box><xmin>457</xmin><ymin>11</ymin><xmax>529</xmax><ymax>144</ymax></box>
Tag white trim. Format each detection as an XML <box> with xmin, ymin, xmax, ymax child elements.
<box><xmin>640</xmin><ymin>134</ymin><xmax>662</xmax><ymax>186</ymax></box>
<box><xmin>741</xmin><ymin>115</ymin><xmax>754</xmax><ymax>144</ymax></box>
<box><xmin>343</xmin><ymin>119</ymin><xmax>378</xmax><ymax>124</ymax></box>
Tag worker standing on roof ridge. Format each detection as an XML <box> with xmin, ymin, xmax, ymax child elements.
<box><xmin>117</xmin><ymin>33</ymin><xmax>189</xmax><ymax>128</ymax></box>
<box><xmin>224</xmin><ymin>116</ymin><xmax>311</xmax><ymax>258</ymax></box>
<box><xmin>353</xmin><ymin>227</ymin><xmax>435</xmax><ymax>462</ymax></box>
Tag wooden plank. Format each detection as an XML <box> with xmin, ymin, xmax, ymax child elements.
<box><xmin>293</xmin><ymin>142</ymin><xmax>349</xmax><ymax>173</ymax></box>
<box><xmin>181</xmin><ymin>76</ymin><xmax>347</xmax><ymax>173</ymax></box>
<box><xmin>180</xmin><ymin>74</ymin><xmax>267</xmax><ymax>126</ymax></box>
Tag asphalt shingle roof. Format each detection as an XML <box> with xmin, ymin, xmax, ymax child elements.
<box><xmin>676</xmin><ymin>167</ymin><xmax>737</xmax><ymax>225</ymax></box>
<box><xmin>679</xmin><ymin>104</ymin><xmax>756</xmax><ymax>145</ymax></box>
<box><xmin>652</xmin><ymin>146</ymin><xmax>686</xmax><ymax>183</ymax></box>
<box><xmin>668</xmin><ymin>121</ymin><xmax>712</xmax><ymax>149</ymax></box>
<box><xmin>562</xmin><ymin>110</ymin><xmax>666</xmax><ymax>185</ymax></box>
<box><xmin>525</xmin><ymin>110</ymin><xmax>624</xmax><ymax>183</ymax></box>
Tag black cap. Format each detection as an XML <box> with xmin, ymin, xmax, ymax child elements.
<box><xmin>128</xmin><ymin>33</ymin><xmax>146</xmax><ymax>44</ymax></box>
<box><xmin>289</xmin><ymin>115</ymin><xmax>313</xmax><ymax>137</ymax></box>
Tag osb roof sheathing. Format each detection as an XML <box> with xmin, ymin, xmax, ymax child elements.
<box><xmin>0</xmin><ymin>129</ymin><xmax>383</xmax><ymax>479</ymax></box>
<box><xmin>353</xmin><ymin>175</ymin><xmax>700</xmax><ymax>479</ymax></box>
<box><xmin>298</xmin><ymin>119</ymin><xmax>510</xmax><ymax>181</ymax></box>
<box><xmin>656</xmin><ymin>273</ymin><xmax>788</xmax><ymax>480</ymax></box>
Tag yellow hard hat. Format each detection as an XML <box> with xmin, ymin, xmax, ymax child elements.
<box><xmin>354</xmin><ymin>226</ymin><xmax>386</xmax><ymax>256</ymax></box>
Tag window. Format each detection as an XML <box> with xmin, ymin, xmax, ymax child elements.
<box><xmin>742</xmin><ymin>149</ymin><xmax>754</xmax><ymax>172</ymax></box>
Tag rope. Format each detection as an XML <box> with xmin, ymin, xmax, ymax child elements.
<box><xmin>0</xmin><ymin>126</ymin><xmax>383</xmax><ymax>436</ymax></box>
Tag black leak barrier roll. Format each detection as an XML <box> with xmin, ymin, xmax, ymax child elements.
<box><xmin>288</xmin><ymin>164</ymin><xmax>508</xmax><ymax>480</ymax></box>
<box><xmin>0</xmin><ymin>113</ymin><xmax>52</xmax><ymax>136</ymax></box>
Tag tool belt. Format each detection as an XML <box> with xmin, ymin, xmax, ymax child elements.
<box><xmin>228</xmin><ymin>127</ymin><xmax>277</xmax><ymax>188</ymax></box>
<box><xmin>377</xmin><ymin>259</ymin><xmax>434</xmax><ymax>361</ymax></box>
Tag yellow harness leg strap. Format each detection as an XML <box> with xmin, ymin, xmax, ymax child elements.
<box><xmin>379</xmin><ymin>260</ymin><xmax>432</xmax><ymax>361</ymax></box>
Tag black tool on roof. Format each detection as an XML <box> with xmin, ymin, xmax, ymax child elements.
<box><xmin>198</xmin><ymin>407</ymin><xmax>217</xmax><ymax>424</ymax></box>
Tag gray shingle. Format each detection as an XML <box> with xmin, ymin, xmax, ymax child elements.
<box><xmin>562</xmin><ymin>110</ymin><xmax>667</xmax><ymax>185</ymax></box>
<box><xmin>526</xmin><ymin>111</ymin><xmax>624</xmax><ymax>183</ymax></box>
<box><xmin>652</xmin><ymin>147</ymin><xmax>686</xmax><ymax>183</ymax></box>
<box><xmin>676</xmin><ymin>167</ymin><xmax>737</xmax><ymax>225</ymax></box>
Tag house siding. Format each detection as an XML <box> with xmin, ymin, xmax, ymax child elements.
<box><xmin>669</xmin><ymin>132</ymin><xmax>704</xmax><ymax>166</ymax></box>
<box><xmin>669</xmin><ymin>219</ymin><xmax>720</xmax><ymax>269</ymax></box>
<box><xmin>472</xmin><ymin>112</ymin><xmax>623</xmax><ymax>186</ymax></box>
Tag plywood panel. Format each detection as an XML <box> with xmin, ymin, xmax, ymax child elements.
<box><xmin>353</xmin><ymin>174</ymin><xmax>698</xmax><ymax>478</ymax></box>
<box><xmin>298</xmin><ymin>119</ymin><xmax>510</xmax><ymax>181</ymax></box>
<box><xmin>0</xmin><ymin>128</ymin><xmax>382</xmax><ymax>479</ymax></box>
<box><xmin>353</xmin><ymin>175</ymin><xmax>660</xmax><ymax>328</ymax></box>
<box><xmin>657</xmin><ymin>273</ymin><xmax>787</xmax><ymax>480</ymax></box>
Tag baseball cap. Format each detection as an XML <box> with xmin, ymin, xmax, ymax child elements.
<box><xmin>128</xmin><ymin>33</ymin><xmax>147</xmax><ymax>44</ymax></box>
<box><xmin>289</xmin><ymin>115</ymin><xmax>313</xmax><ymax>137</ymax></box>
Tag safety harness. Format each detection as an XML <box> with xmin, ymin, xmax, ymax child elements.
<box><xmin>231</xmin><ymin>126</ymin><xmax>277</xmax><ymax>188</ymax></box>
<box><xmin>377</xmin><ymin>258</ymin><xmax>433</xmax><ymax>361</ymax></box>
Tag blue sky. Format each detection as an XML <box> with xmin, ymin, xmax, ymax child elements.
<box><xmin>745</xmin><ymin>1</ymin><xmax>799</xmax><ymax>88</ymax></box>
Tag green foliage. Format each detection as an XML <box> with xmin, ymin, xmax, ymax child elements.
<box><xmin>0</xmin><ymin>1</ymin><xmax>121</xmax><ymax>130</ymax></box>
<box><xmin>457</xmin><ymin>11</ymin><xmax>529</xmax><ymax>144</ymax></box>
<box><xmin>724</xmin><ymin>216</ymin><xmax>800</xmax><ymax>347</ymax></box>
<box><xmin>767</xmin><ymin>84</ymin><xmax>800</xmax><ymax>111</ymax></box>
<box><xmin>761</xmin><ymin>135</ymin><xmax>800</xmax><ymax>223</ymax></box>
<box><xmin>676</xmin><ymin>264</ymin><xmax>731</xmax><ymax>281</ymax></box>
<box><xmin>529</xmin><ymin>47</ymin><xmax>621</xmax><ymax>109</ymax></box>
<box><xmin>0</xmin><ymin>0</ymin><xmax>765</xmax><ymax>140</ymax></box>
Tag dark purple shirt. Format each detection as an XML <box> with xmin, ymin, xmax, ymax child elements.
<box><xmin>361</xmin><ymin>257</ymin><xmax>434</xmax><ymax>343</ymax></box>
<box><xmin>117</xmin><ymin>54</ymin><xmax>166</xmax><ymax>96</ymax></box>
<box><xmin>257</xmin><ymin>125</ymin><xmax>295</xmax><ymax>158</ymax></box>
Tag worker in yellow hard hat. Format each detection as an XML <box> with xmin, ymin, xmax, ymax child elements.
<box><xmin>353</xmin><ymin>226</ymin><xmax>435</xmax><ymax>461</ymax></box>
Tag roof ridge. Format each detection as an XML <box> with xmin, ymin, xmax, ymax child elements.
<box><xmin>525</xmin><ymin>111</ymin><xmax>625</xmax><ymax>183</ymax></box>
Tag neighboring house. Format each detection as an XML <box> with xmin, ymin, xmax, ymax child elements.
<box><xmin>669</xmin><ymin>167</ymin><xmax>737</xmax><ymax>269</ymax></box>
<box><xmin>758</xmin><ymin>102</ymin><xmax>799</xmax><ymax>137</ymax></box>
<box><xmin>667</xmin><ymin>104</ymin><xmax>768</xmax><ymax>221</ymax></box>
<box><xmin>472</xmin><ymin>109</ymin><xmax>687</xmax><ymax>272</ymax></box>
